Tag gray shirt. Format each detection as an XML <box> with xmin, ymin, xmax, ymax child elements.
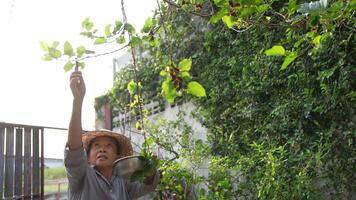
<box><xmin>64</xmin><ymin>146</ymin><xmax>159</xmax><ymax>200</ymax></box>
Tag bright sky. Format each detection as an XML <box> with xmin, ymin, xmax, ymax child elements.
<box><xmin>0</xmin><ymin>0</ymin><xmax>157</xmax><ymax>158</ymax></box>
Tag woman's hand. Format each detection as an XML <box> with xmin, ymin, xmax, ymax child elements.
<box><xmin>70</xmin><ymin>69</ymin><xmax>86</xmax><ymax>101</ymax></box>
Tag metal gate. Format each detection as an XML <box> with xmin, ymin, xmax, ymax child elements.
<box><xmin>0</xmin><ymin>122</ymin><xmax>44</xmax><ymax>200</ymax></box>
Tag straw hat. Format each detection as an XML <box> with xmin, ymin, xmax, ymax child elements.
<box><xmin>82</xmin><ymin>129</ymin><xmax>133</xmax><ymax>158</ymax></box>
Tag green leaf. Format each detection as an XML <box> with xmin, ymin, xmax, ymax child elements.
<box><xmin>127</xmin><ymin>80</ymin><xmax>136</xmax><ymax>94</ymax></box>
<box><xmin>104</xmin><ymin>24</ymin><xmax>112</xmax><ymax>36</ymax></box>
<box><xmin>210</xmin><ymin>8</ymin><xmax>229</xmax><ymax>23</ymax></box>
<box><xmin>222</xmin><ymin>15</ymin><xmax>238</xmax><ymax>28</ymax></box>
<box><xmin>288</xmin><ymin>0</ymin><xmax>299</xmax><ymax>14</ymax></box>
<box><xmin>240</xmin><ymin>0</ymin><xmax>262</xmax><ymax>5</ymax></box>
<box><xmin>178</xmin><ymin>58</ymin><xmax>192</xmax><ymax>71</ymax></box>
<box><xmin>318</xmin><ymin>67</ymin><xmax>336</xmax><ymax>81</ymax></box>
<box><xmin>52</xmin><ymin>41</ymin><xmax>60</xmax><ymax>48</ymax></box>
<box><xmin>159</xmin><ymin>70</ymin><xmax>166</xmax><ymax>77</ymax></box>
<box><xmin>64</xmin><ymin>61</ymin><xmax>74</xmax><ymax>72</ymax></box>
<box><xmin>130</xmin><ymin>36</ymin><xmax>141</xmax><ymax>47</ymax></box>
<box><xmin>145</xmin><ymin>137</ymin><xmax>155</xmax><ymax>146</ymax></box>
<box><xmin>312</xmin><ymin>35</ymin><xmax>322</xmax><ymax>46</ymax></box>
<box><xmin>41</xmin><ymin>53</ymin><xmax>52</xmax><ymax>61</ymax></box>
<box><xmin>116</xmin><ymin>36</ymin><xmax>126</xmax><ymax>44</ymax></box>
<box><xmin>63</xmin><ymin>41</ymin><xmax>74</xmax><ymax>56</ymax></box>
<box><xmin>239</xmin><ymin>7</ymin><xmax>257</xmax><ymax>18</ymax></box>
<box><xmin>180</xmin><ymin>72</ymin><xmax>190</xmax><ymax>78</ymax></box>
<box><xmin>82</xmin><ymin>17</ymin><xmax>94</xmax><ymax>31</ymax></box>
<box><xmin>40</xmin><ymin>41</ymin><xmax>49</xmax><ymax>51</ymax></box>
<box><xmin>162</xmin><ymin>79</ymin><xmax>178</xmax><ymax>103</ymax></box>
<box><xmin>135</xmin><ymin>121</ymin><xmax>141</xmax><ymax>130</ymax></box>
<box><xmin>126</xmin><ymin>23</ymin><xmax>136</xmax><ymax>34</ymax></box>
<box><xmin>281</xmin><ymin>52</ymin><xmax>298</xmax><ymax>70</ymax></box>
<box><xmin>187</xmin><ymin>81</ymin><xmax>206</xmax><ymax>97</ymax></box>
<box><xmin>265</xmin><ymin>45</ymin><xmax>285</xmax><ymax>56</ymax></box>
<box><xmin>137</xmin><ymin>82</ymin><xmax>143</xmax><ymax>89</ymax></box>
<box><xmin>257</xmin><ymin>4</ymin><xmax>270</xmax><ymax>13</ymax></box>
<box><xmin>78</xmin><ymin>62</ymin><xmax>85</xmax><ymax>69</ymax></box>
<box><xmin>309</xmin><ymin>15</ymin><xmax>319</xmax><ymax>26</ymax></box>
<box><xmin>86</xmin><ymin>22</ymin><xmax>94</xmax><ymax>31</ymax></box>
<box><xmin>214</xmin><ymin>0</ymin><xmax>229</xmax><ymax>6</ymax></box>
<box><xmin>141</xmin><ymin>18</ymin><xmax>153</xmax><ymax>33</ymax></box>
<box><xmin>49</xmin><ymin>49</ymin><xmax>62</xmax><ymax>59</ymax></box>
<box><xmin>77</xmin><ymin>46</ymin><xmax>86</xmax><ymax>58</ymax></box>
<box><xmin>82</xmin><ymin>18</ymin><xmax>89</xmax><ymax>27</ymax></box>
<box><xmin>149</xmin><ymin>38</ymin><xmax>158</xmax><ymax>47</ymax></box>
<box><xmin>94</xmin><ymin>37</ymin><xmax>107</xmax><ymax>45</ymax></box>
<box><xmin>113</xmin><ymin>20</ymin><xmax>123</xmax><ymax>33</ymax></box>
<box><xmin>80</xmin><ymin>32</ymin><xmax>94</xmax><ymax>38</ymax></box>
<box><xmin>346</xmin><ymin>91</ymin><xmax>356</xmax><ymax>101</ymax></box>
<box><xmin>130</xmin><ymin>169</ymin><xmax>145</xmax><ymax>182</ymax></box>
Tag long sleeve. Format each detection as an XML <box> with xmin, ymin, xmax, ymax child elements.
<box><xmin>64</xmin><ymin>146</ymin><xmax>88</xmax><ymax>192</ymax></box>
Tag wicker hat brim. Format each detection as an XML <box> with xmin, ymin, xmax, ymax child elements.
<box><xmin>82</xmin><ymin>130</ymin><xmax>133</xmax><ymax>158</ymax></box>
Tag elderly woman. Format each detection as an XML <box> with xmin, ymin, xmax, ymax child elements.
<box><xmin>65</xmin><ymin>69</ymin><xmax>159</xmax><ymax>200</ymax></box>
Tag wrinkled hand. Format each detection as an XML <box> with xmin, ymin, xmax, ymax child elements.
<box><xmin>143</xmin><ymin>155</ymin><xmax>159</xmax><ymax>185</ymax></box>
<box><xmin>143</xmin><ymin>170</ymin><xmax>157</xmax><ymax>185</ymax></box>
<box><xmin>70</xmin><ymin>68</ymin><xmax>86</xmax><ymax>101</ymax></box>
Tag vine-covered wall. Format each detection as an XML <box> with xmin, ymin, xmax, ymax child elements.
<box><xmin>94</xmin><ymin>0</ymin><xmax>355</xmax><ymax>199</ymax></box>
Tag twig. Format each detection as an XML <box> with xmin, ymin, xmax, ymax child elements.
<box><xmin>272</xmin><ymin>10</ymin><xmax>286</xmax><ymax>20</ymax></box>
<box><xmin>82</xmin><ymin>26</ymin><xmax>124</xmax><ymax>40</ymax></box>
<box><xmin>231</xmin><ymin>24</ymin><xmax>254</xmax><ymax>33</ymax></box>
<box><xmin>155</xmin><ymin>140</ymin><xmax>179</xmax><ymax>161</ymax></box>
<box><xmin>120</xmin><ymin>0</ymin><xmax>147</xmax><ymax>148</ymax></box>
<box><xmin>76</xmin><ymin>44</ymin><xmax>129</xmax><ymax>61</ymax></box>
<box><xmin>128</xmin><ymin>129</ymin><xmax>179</xmax><ymax>161</ymax></box>
<box><xmin>157</xmin><ymin>0</ymin><xmax>174</xmax><ymax>62</ymax></box>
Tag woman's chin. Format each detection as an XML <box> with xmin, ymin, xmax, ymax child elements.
<box><xmin>95</xmin><ymin>160</ymin><xmax>113</xmax><ymax>168</ymax></box>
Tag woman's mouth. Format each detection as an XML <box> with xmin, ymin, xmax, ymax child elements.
<box><xmin>97</xmin><ymin>155</ymin><xmax>108</xmax><ymax>160</ymax></box>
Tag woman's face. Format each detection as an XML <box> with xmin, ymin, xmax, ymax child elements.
<box><xmin>88</xmin><ymin>136</ymin><xmax>120</xmax><ymax>169</ymax></box>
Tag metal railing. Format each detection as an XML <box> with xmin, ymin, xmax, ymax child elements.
<box><xmin>0</xmin><ymin>122</ymin><xmax>68</xmax><ymax>200</ymax></box>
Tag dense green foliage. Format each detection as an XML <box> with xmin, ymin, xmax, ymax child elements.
<box><xmin>105</xmin><ymin>0</ymin><xmax>355</xmax><ymax>199</ymax></box>
<box><xmin>192</xmin><ymin>1</ymin><xmax>355</xmax><ymax>199</ymax></box>
<box><xmin>197</xmin><ymin>18</ymin><xmax>355</xmax><ymax>199</ymax></box>
<box><xmin>41</xmin><ymin>0</ymin><xmax>355</xmax><ymax>199</ymax></box>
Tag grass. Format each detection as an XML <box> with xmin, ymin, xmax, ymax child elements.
<box><xmin>44</xmin><ymin>183</ymin><xmax>68</xmax><ymax>194</ymax></box>
<box><xmin>44</xmin><ymin>167</ymin><xmax>68</xmax><ymax>194</ymax></box>
<box><xmin>44</xmin><ymin>167</ymin><xmax>67</xmax><ymax>180</ymax></box>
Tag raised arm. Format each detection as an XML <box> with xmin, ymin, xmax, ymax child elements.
<box><xmin>68</xmin><ymin>68</ymin><xmax>86</xmax><ymax>150</ymax></box>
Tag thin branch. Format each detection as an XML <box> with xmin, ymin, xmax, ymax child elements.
<box><xmin>76</xmin><ymin>44</ymin><xmax>129</xmax><ymax>61</ymax></box>
<box><xmin>157</xmin><ymin>0</ymin><xmax>174</xmax><ymax>62</ymax></box>
<box><xmin>121</xmin><ymin>0</ymin><xmax>127</xmax><ymax>24</ymax></box>
<box><xmin>231</xmin><ymin>24</ymin><xmax>254</xmax><ymax>33</ymax></box>
<box><xmin>121</xmin><ymin>0</ymin><xmax>147</xmax><ymax>148</ymax></box>
<box><xmin>82</xmin><ymin>26</ymin><xmax>125</xmax><ymax>40</ymax></box>
<box><xmin>128</xmin><ymin>128</ymin><xmax>180</xmax><ymax>161</ymax></box>
<box><xmin>271</xmin><ymin>10</ymin><xmax>286</xmax><ymax>20</ymax></box>
<box><xmin>155</xmin><ymin>140</ymin><xmax>179</xmax><ymax>161</ymax></box>
<box><xmin>209</xmin><ymin>0</ymin><xmax>216</xmax><ymax>15</ymax></box>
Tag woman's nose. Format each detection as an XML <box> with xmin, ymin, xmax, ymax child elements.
<box><xmin>98</xmin><ymin>147</ymin><xmax>106</xmax><ymax>152</ymax></box>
